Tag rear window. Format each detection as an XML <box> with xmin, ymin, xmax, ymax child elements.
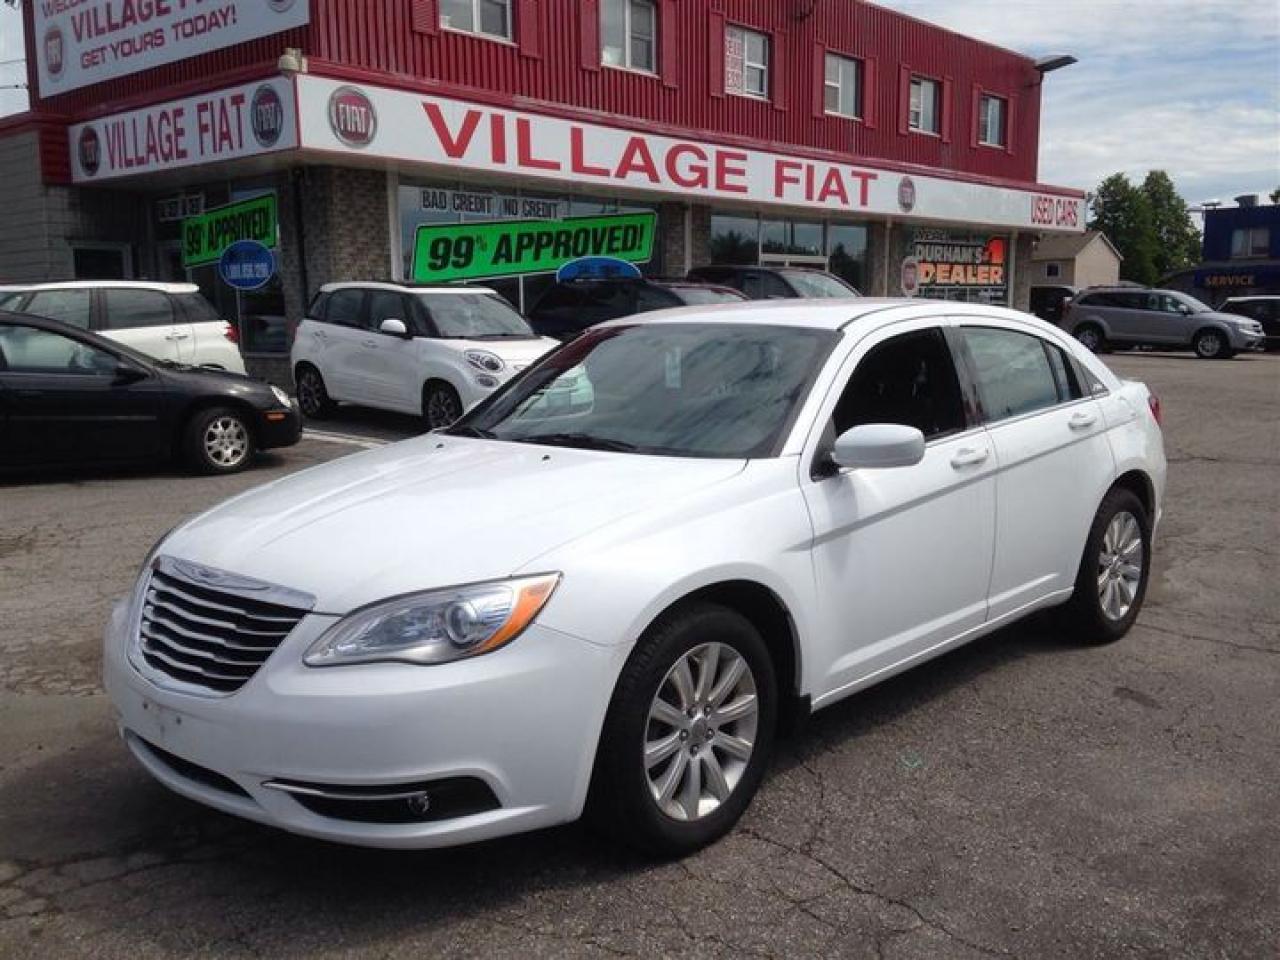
<box><xmin>102</xmin><ymin>289</ymin><xmax>173</xmax><ymax>330</ymax></box>
<box><xmin>674</xmin><ymin>287</ymin><xmax>745</xmax><ymax>305</ymax></box>
<box><xmin>780</xmin><ymin>271</ymin><xmax>857</xmax><ymax>298</ymax></box>
<box><xmin>22</xmin><ymin>289</ymin><xmax>93</xmax><ymax>329</ymax></box>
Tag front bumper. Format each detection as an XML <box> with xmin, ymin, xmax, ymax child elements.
<box><xmin>103</xmin><ymin>599</ymin><xmax>624</xmax><ymax>848</ymax></box>
<box><xmin>257</xmin><ymin>402</ymin><xmax>303</xmax><ymax>450</ymax></box>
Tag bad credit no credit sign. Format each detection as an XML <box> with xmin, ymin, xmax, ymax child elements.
<box><xmin>411</xmin><ymin>213</ymin><xmax>656</xmax><ymax>283</ymax></box>
<box><xmin>183</xmin><ymin>194</ymin><xmax>278</xmax><ymax>267</ymax></box>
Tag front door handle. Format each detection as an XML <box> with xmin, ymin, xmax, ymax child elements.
<box><xmin>164</xmin><ymin>332</ymin><xmax>190</xmax><ymax>341</ymax></box>
<box><xmin>361</xmin><ymin>339</ymin><xmax>378</xmax><ymax>348</ymax></box>
<box><xmin>1069</xmin><ymin>411</ymin><xmax>1098</xmax><ymax>430</ymax></box>
<box><xmin>950</xmin><ymin>447</ymin><xmax>990</xmax><ymax>469</ymax></box>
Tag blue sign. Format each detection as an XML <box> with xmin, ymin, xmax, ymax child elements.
<box><xmin>218</xmin><ymin>240</ymin><xmax>276</xmax><ymax>291</ymax></box>
<box><xmin>556</xmin><ymin>256</ymin><xmax>643</xmax><ymax>282</ymax></box>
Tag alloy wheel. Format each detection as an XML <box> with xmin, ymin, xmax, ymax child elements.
<box><xmin>204</xmin><ymin>416</ymin><xmax>249</xmax><ymax>468</ymax></box>
<box><xmin>298</xmin><ymin>370</ymin><xmax>324</xmax><ymax>416</ymax></box>
<box><xmin>644</xmin><ymin>642</ymin><xmax>759</xmax><ymax>822</ymax></box>
<box><xmin>426</xmin><ymin>387</ymin><xmax>462</xmax><ymax>429</ymax></box>
<box><xmin>1196</xmin><ymin>331</ymin><xmax>1224</xmax><ymax>359</ymax></box>
<box><xmin>1097</xmin><ymin>510</ymin><xmax>1144</xmax><ymax>621</ymax></box>
<box><xmin>1077</xmin><ymin>327</ymin><xmax>1102</xmax><ymax>352</ymax></box>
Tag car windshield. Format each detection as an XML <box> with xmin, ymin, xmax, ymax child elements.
<box><xmin>780</xmin><ymin>270</ymin><xmax>858</xmax><ymax>298</ymax></box>
<box><xmin>448</xmin><ymin>322</ymin><xmax>836</xmax><ymax>458</ymax></box>
<box><xmin>674</xmin><ymin>287</ymin><xmax>745</xmax><ymax>305</ymax></box>
<box><xmin>419</xmin><ymin>292</ymin><xmax>537</xmax><ymax>339</ymax></box>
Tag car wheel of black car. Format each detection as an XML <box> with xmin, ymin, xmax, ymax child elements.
<box><xmin>1074</xmin><ymin>324</ymin><xmax>1107</xmax><ymax>353</ymax></box>
<box><xmin>185</xmin><ymin>406</ymin><xmax>254</xmax><ymax>475</ymax></box>
<box><xmin>422</xmin><ymin>381</ymin><xmax>463</xmax><ymax>431</ymax></box>
<box><xmin>1062</xmin><ymin>487</ymin><xmax>1151</xmax><ymax>644</ymax></box>
<box><xmin>588</xmin><ymin>602</ymin><xmax>777</xmax><ymax>857</ymax></box>
<box><xmin>295</xmin><ymin>364</ymin><xmax>336</xmax><ymax>419</ymax></box>
<box><xmin>1193</xmin><ymin>328</ymin><xmax>1232</xmax><ymax>360</ymax></box>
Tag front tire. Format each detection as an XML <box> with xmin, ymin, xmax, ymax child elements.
<box><xmin>422</xmin><ymin>381</ymin><xmax>463</xmax><ymax>431</ymax></box>
<box><xmin>1074</xmin><ymin>324</ymin><xmax>1107</xmax><ymax>353</ymax></box>
<box><xmin>184</xmin><ymin>406</ymin><xmax>254</xmax><ymax>475</ymax></box>
<box><xmin>1063</xmin><ymin>488</ymin><xmax>1151</xmax><ymax>644</ymax></box>
<box><xmin>589</xmin><ymin>603</ymin><xmax>777</xmax><ymax>857</ymax></box>
<box><xmin>1193</xmin><ymin>328</ymin><xmax>1232</xmax><ymax>360</ymax></box>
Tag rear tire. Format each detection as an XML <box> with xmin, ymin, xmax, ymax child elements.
<box><xmin>1074</xmin><ymin>324</ymin><xmax>1107</xmax><ymax>353</ymax></box>
<box><xmin>422</xmin><ymin>381</ymin><xmax>463</xmax><ymax>431</ymax></box>
<box><xmin>1193</xmin><ymin>328</ymin><xmax>1232</xmax><ymax>360</ymax></box>
<box><xmin>184</xmin><ymin>406</ymin><xmax>254</xmax><ymax>475</ymax></box>
<box><xmin>295</xmin><ymin>365</ymin><xmax>336</xmax><ymax>419</ymax></box>
<box><xmin>588</xmin><ymin>603</ymin><xmax>777</xmax><ymax>857</ymax></box>
<box><xmin>1062</xmin><ymin>487</ymin><xmax>1151</xmax><ymax>644</ymax></box>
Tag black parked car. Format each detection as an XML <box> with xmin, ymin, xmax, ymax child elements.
<box><xmin>686</xmin><ymin>265</ymin><xmax>860</xmax><ymax>299</ymax></box>
<box><xmin>527</xmin><ymin>278</ymin><xmax>745</xmax><ymax>341</ymax></box>
<box><xmin>1029</xmin><ymin>284</ymin><xmax>1079</xmax><ymax>326</ymax></box>
<box><xmin>1220</xmin><ymin>296</ymin><xmax>1280</xmax><ymax>350</ymax></box>
<box><xmin>0</xmin><ymin>311</ymin><xmax>300</xmax><ymax>475</ymax></box>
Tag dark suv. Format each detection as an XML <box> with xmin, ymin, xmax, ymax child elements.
<box><xmin>527</xmin><ymin>278</ymin><xmax>745</xmax><ymax>341</ymax></box>
<box><xmin>1219</xmin><ymin>297</ymin><xmax>1280</xmax><ymax>351</ymax></box>
<box><xmin>686</xmin><ymin>265</ymin><xmax>860</xmax><ymax>299</ymax></box>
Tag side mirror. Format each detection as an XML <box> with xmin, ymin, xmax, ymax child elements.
<box><xmin>831</xmin><ymin>424</ymin><xmax>926</xmax><ymax>470</ymax></box>
<box><xmin>1178</xmin><ymin>304</ymin><xmax>1193</xmax><ymax>316</ymax></box>
<box><xmin>379</xmin><ymin>317</ymin><xmax>410</xmax><ymax>337</ymax></box>
<box><xmin>112</xmin><ymin>362</ymin><xmax>147</xmax><ymax>385</ymax></box>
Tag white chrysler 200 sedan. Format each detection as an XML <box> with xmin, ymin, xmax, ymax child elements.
<box><xmin>104</xmin><ymin>300</ymin><xmax>1166</xmax><ymax>855</ymax></box>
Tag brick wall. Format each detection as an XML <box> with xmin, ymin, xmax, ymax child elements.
<box><xmin>0</xmin><ymin>132</ymin><xmax>61</xmax><ymax>282</ymax></box>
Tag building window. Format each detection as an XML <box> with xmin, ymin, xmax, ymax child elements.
<box><xmin>726</xmin><ymin>26</ymin><xmax>769</xmax><ymax>100</ymax></box>
<box><xmin>440</xmin><ymin>0</ymin><xmax>512</xmax><ymax>41</ymax></box>
<box><xmin>1046</xmin><ymin>262</ymin><xmax>1061</xmax><ymax>279</ymax></box>
<box><xmin>909</xmin><ymin>76</ymin><xmax>940</xmax><ymax>134</ymax></box>
<box><xmin>825</xmin><ymin>54</ymin><xmax>862</xmax><ymax>119</ymax></box>
<box><xmin>1231</xmin><ymin>226</ymin><xmax>1270</xmax><ymax>258</ymax></box>
<box><xmin>978</xmin><ymin>94</ymin><xmax>1006</xmax><ymax>147</ymax></box>
<box><xmin>602</xmin><ymin>0</ymin><xmax>656</xmax><ymax>72</ymax></box>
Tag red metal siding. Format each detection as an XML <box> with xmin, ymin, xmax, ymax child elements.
<box><xmin>26</xmin><ymin>0</ymin><xmax>1048</xmax><ymax>185</ymax></box>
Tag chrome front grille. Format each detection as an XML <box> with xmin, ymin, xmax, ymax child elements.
<box><xmin>136</xmin><ymin>557</ymin><xmax>315</xmax><ymax>695</ymax></box>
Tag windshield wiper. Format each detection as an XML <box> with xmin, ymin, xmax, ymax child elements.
<box><xmin>513</xmin><ymin>433</ymin><xmax>640</xmax><ymax>453</ymax></box>
<box><xmin>446</xmin><ymin>425</ymin><xmax>495</xmax><ymax>439</ymax></box>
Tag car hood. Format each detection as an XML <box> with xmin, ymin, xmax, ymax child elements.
<box><xmin>1202</xmin><ymin>310</ymin><xmax>1257</xmax><ymax>325</ymax></box>
<box><xmin>159</xmin><ymin>436</ymin><xmax>746</xmax><ymax>613</ymax></box>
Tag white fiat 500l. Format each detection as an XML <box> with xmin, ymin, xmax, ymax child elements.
<box><xmin>105</xmin><ymin>300</ymin><xmax>1166</xmax><ymax>855</ymax></box>
<box><xmin>291</xmin><ymin>282</ymin><xmax>558</xmax><ymax>429</ymax></box>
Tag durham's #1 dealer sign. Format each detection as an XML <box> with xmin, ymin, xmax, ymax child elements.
<box><xmin>34</xmin><ymin>0</ymin><xmax>310</xmax><ymax>97</ymax></box>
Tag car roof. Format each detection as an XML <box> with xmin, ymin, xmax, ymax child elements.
<box><xmin>0</xmin><ymin>280</ymin><xmax>199</xmax><ymax>294</ymax></box>
<box><xmin>593</xmin><ymin>297</ymin><xmax>1049</xmax><ymax>332</ymax></box>
<box><xmin>1222</xmin><ymin>295</ymin><xmax>1279</xmax><ymax>302</ymax></box>
<box><xmin>319</xmin><ymin>281</ymin><xmax>499</xmax><ymax>296</ymax></box>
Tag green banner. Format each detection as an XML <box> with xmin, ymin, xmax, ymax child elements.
<box><xmin>411</xmin><ymin>212</ymin><xmax>656</xmax><ymax>283</ymax></box>
<box><xmin>182</xmin><ymin>194</ymin><xmax>278</xmax><ymax>268</ymax></box>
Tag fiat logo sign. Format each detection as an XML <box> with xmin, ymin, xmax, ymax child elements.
<box><xmin>327</xmin><ymin>87</ymin><xmax>377</xmax><ymax>148</ymax></box>
<box><xmin>78</xmin><ymin>127</ymin><xmax>101</xmax><ymax>177</ymax></box>
<box><xmin>898</xmin><ymin>177</ymin><xmax>917</xmax><ymax>213</ymax></box>
<box><xmin>44</xmin><ymin>26</ymin><xmax>65</xmax><ymax>80</ymax></box>
<box><xmin>250</xmin><ymin>85</ymin><xmax>285</xmax><ymax>148</ymax></box>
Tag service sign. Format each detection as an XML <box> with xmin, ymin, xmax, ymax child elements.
<box><xmin>411</xmin><ymin>212</ymin><xmax>656</xmax><ymax>283</ymax></box>
<box><xmin>295</xmin><ymin>76</ymin><xmax>1085</xmax><ymax>234</ymax></box>
<box><xmin>68</xmin><ymin>77</ymin><xmax>297</xmax><ymax>182</ymax></box>
<box><xmin>34</xmin><ymin>0</ymin><xmax>310</xmax><ymax>97</ymax></box>
<box><xmin>183</xmin><ymin>193</ymin><xmax>278</xmax><ymax>267</ymax></box>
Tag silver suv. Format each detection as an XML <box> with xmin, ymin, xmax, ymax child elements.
<box><xmin>1062</xmin><ymin>287</ymin><xmax>1264</xmax><ymax>359</ymax></box>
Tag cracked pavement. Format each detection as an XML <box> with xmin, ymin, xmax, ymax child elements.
<box><xmin>1</xmin><ymin>353</ymin><xmax>1277</xmax><ymax>958</ymax></box>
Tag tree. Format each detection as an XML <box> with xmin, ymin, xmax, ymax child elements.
<box><xmin>1141</xmin><ymin>170</ymin><xmax>1202</xmax><ymax>280</ymax></box>
<box><xmin>1270</xmin><ymin>187</ymin><xmax>1280</xmax><ymax>205</ymax></box>
<box><xmin>1088</xmin><ymin>173</ymin><xmax>1159</xmax><ymax>286</ymax></box>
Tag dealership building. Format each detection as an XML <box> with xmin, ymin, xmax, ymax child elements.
<box><xmin>0</xmin><ymin>0</ymin><xmax>1085</xmax><ymax>383</ymax></box>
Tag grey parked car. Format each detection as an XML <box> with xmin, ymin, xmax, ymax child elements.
<box><xmin>1062</xmin><ymin>287</ymin><xmax>1265</xmax><ymax>359</ymax></box>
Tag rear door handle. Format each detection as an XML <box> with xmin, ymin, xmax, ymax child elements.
<box><xmin>361</xmin><ymin>339</ymin><xmax>377</xmax><ymax>348</ymax></box>
<box><xmin>1069</xmin><ymin>411</ymin><xmax>1098</xmax><ymax>430</ymax></box>
<box><xmin>164</xmin><ymin>333</ymin><xmax>190</xmax><ymax>341</ymax></box>
<box><xmin>950</xmin><ymin>447</ymin><xmax>990</xmax><ymax>469</ymax></box>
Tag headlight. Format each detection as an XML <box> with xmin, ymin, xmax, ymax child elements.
<box><xmin>464</xmin><ymin>350</ymin><xmax>505</xmax><ymax>373</ymax></box>
<box><xmin>303</xmin><ymin>574</ymin><xmax>560</xmax><ymax>667</ymax></box>
<box><xmin>270</xmin><ymin>385</ymin><xmax>292</xmax><ymax>406</ymax></box>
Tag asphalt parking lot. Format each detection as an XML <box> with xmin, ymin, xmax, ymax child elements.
<box><xmin>1</xmin><ymin>351</ymin><xmax>1276</xmax><ymax>959</ymax></box>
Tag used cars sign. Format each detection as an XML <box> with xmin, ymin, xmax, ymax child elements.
<box><xmin>411</xmin><ymin>212</ymin><xmax>656</xmax><ymax>283</ymax></box>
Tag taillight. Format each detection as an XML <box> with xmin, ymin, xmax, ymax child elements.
<box><xmin>1148</xmin><ymin>393</ymin><xmax>1162</xmax><ymax>427</ymax></box>
<box><xmin>224</xmin><ymin>321</ymin><xmax>239</xmax><ymax>344</ymax></box>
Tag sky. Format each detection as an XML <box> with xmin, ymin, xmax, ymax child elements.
<box><xmin>2</xmin><ymin>0</ymin><xmax>1277</xmax><ymax>207</ymax></box>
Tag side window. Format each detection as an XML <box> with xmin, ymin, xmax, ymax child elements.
<box><xmin>583</xmin><ymin>283</ymin><xmax>636</xmax><ymax>317</ymax></box>
<box><xmin>632</xmin><ymin>285</ymin><xmax>681</xmax><ymax>313</ymax></box>
<box><xmin>102</xmin><ymin>289</ymin><xmax>173</xmax><ymax>330</ymax></box>
<box><xmin>833</xmin><ymin>328</ymin><xmax>966</xmax><ymax>440</ymax></box>
<box><xmin>174</xmin><ymin>293</ymin><xmax>220</xmax><ymax>324</ymax></box>
<box><xmin>1074</xmin><ymin>357</ymin><xmax>1109</xmax><ymax>397</ymax></box>
<box><xmin>368</xmin><ymin>291</ymin><xmax>408</xmax><ymax>332</ymax></box>
<box><xmin>1044</xmin><ymin>342</ymin><xmax>1083</xmax><ymax>402</ymax></box>
<box><xmin>740</xmin><ymin>273</ymin><xmax>766</xmax><ymax>298</ymax></box>
<box><xmin>22</xmin><ymin>290</ymin><xmax>93</xmax><ymax>329</ymax></box>
<box><xmin>307</xmin><ymin>292</ymin><xmax>329</xmax><ymax>320</ymax></box>
<box><xmin>0</xmin><ymin>324</ymin><xmax>116</xmax><ymax>375</ymax></box>
<box><xmin>963</xmin><ymin>327</ymin><xmax>1064</xmax><ymax>422</ymax></box>
<box><xmin>762</xmin><ymin>273</ymin><xmax>793</xmax><ymax>299</ymax></box>
<box><xmin>324</xmin><ymin>289</ymin><xmax>365</xmax><ymax>327</ymax></box>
